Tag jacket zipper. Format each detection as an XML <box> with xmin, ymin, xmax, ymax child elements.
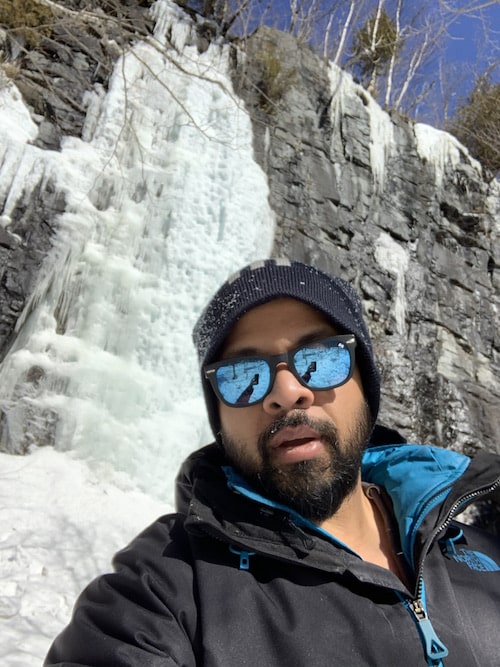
<box><xmin>401</xmin><ymin>475</ymin><xmax>500</xmax><ymax>665</ymax></box>
<box><xmin>423</xmin><ymin>477</ymin><xmax>500</xmax><ymax>550</ymax></box>
<box><xmin>282</xmin><ymin>516</ymin><xmax>316</xmax><ymax>552</ymax></box>
<box><xmin>412</xmin><ymin>476</ymin><xmax>500</xmax><ymax>583</ymax></box>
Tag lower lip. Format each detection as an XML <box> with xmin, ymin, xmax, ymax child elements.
<box><xmin>271</xmin><ymin>439</ymin><xmax>325</xmax><ymax>464</ymax></box>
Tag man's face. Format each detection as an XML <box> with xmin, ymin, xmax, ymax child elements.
<box><xmin>217</xmin><ymin>298</ymin><xmax>372</xmax><ymax>522</ymax></box>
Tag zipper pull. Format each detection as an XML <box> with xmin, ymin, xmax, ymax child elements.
<box><xmin>229</xmin><ymin>546</ymin><xmax>255</xmax><ymax>570</ymax></box>
<box><xmin>409</xmin><ymin>599</ymin><xmax>449</xmax><ymax>663</ymax></box>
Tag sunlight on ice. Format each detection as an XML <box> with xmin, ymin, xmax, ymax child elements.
<box><xmin>152</xmin><ymin>0</ymin><xmax>193</xmax><ymax>50</ymax></box>
<box><xmin>328</xmin><ymin>64</ymin><xmax>393</xmax><ymax>193</ymax></box>
<box><xmin>374</xmin><ymin>232</ymin><xmax>409</xmax><ymax>335</ymax></box>
<box><xmin>0</xmin><ymin>79</ymin><xmax>38</xmax><ymax>142</ymax></box>
<box><xmin>414</xmin><ymin>123</ymin><xmax>482</xmax><ymax>188</ymax></box>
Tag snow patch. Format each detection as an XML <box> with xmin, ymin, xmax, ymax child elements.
<box><xmin>0</xmin><ymin>448</ymin><xmax>167</xmax><ymax>664</ymax></box>
<box><xmin>374</xmin><ymin>232</ymin><xmax>409</xmax><ymax>335</ymax></box>
<box><xmin>0</xmin><ymin>82</ymin><xmax>38</xmax><ymax>143</ymax></box>
<box><xmin>414</xmin><ymin>123</ymin><xmax>482</xmax><ymax>188</ymax></box>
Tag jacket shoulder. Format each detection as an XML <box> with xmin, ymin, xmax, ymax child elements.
<box><xmin>175</xmin><ymin>443</ymin><xmax>225</xmax><ymax>513</ymax></box>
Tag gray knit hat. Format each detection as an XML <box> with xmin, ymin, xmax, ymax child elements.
<box><xmin>193</xmin><ymin>259</ymin><xmax>380</xmax><ymax>438</ymax></box>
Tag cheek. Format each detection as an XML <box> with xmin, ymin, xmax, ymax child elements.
<box><xmin>313</xmin><ymin>372</ymin><xmax>365</xmax><ymax>421</ymax></box>
<box><xmin>330</xmin><ymin>373</ymin><xmax>366</xmax><ymax>424</ymax></box>
<box><xmin>219</xmin><ymin>403</ymin><xmax>260</xmax><ymax>440</ymax></box>
<box><xmin>219</xmin><ymin>404</ymin><xmax>265</xmax><ymax>471</ymax></box>
<box><xmin>343</xmin><ymin>373</ymin><xmax>365</xmax><ymax>404</ymax></box>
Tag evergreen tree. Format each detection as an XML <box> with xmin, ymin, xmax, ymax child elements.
<box><xmin>447</xmin><ymin>74</ymin><xmax>500</xmax><ymax>175</ymax></box>
<box><xmin>351</xmin><ymin>7</ymin><xmax>401</xmax><ymax>96</ymax></box>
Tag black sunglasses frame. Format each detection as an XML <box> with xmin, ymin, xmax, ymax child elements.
<box><xmin>204</xmin><ymin>334</ymin><xmax>357</xmax><ymax>407</ymax></box>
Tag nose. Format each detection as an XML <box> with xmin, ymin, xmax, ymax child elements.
<box><xmin>262</xmin><ymin>364</ymin><xmax>315</xmax><ymax>415</ymax></box>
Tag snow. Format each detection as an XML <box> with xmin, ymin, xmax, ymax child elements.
<box><xmin>0</xmin><ymin>1</ymin><xmax>273</xmax><ymax>663</ymax></box>
<box><xmin>0</xmin><ymin>447</ymin><xmax>168</xmax><ymax>665</ymax></box>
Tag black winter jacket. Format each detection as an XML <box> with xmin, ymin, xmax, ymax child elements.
<box><xmin>45</xmin><ymin>442</ymin><xmax>500</xmax><ymax>667</ymax></box>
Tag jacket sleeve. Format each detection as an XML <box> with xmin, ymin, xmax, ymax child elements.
<box><xmin>44</xmin><ymin>515</ymin><xmax>199</xmax><ymax>667</ymax></box>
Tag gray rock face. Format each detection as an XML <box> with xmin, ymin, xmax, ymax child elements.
<box><xmin>0</xmin><ymin>178</ymin><xmax>66</xmax><ymax>362</ymax></box>
<box><xmin>232</xmin><ymin>27</ymin><xmax>499</xmax><ymax>461</ymax></box>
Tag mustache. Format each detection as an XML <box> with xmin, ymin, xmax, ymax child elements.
<box><xmin>258</xmin><ymin>411</ymin><xmax>339</xmax><ymax>452</ymax></box>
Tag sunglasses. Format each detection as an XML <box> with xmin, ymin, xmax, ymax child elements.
<box><xmin>204</xmin><ymin>335</ymin><xmax>356</xmax><ymax>407</ymax></box>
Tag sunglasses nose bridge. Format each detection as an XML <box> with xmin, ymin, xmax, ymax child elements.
<box><xmin>261</xmin><ymin>352</ymin><xmax>316</xmax><ymax>413</ymax></box>
<box><xmin>266</xmin><ymin>350</ymin><xmax>298</xmax><ymax>383</ymax></box>
<box><xmin>264</xmin><ymin>349</ymin><xmax>309</xmax><ymax>395</ymax></box>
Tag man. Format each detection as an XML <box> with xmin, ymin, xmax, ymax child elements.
<box><xmin>46</xmin><ymin>259</ymin><xmax>500</xmax><ymax>666</ymax></box>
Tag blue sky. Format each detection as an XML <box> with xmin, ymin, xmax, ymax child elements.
<box><xmin>445</xmin><ymin>3</ymin><xmax>499</xmax><ymax>76</ymax></box>
<box><xmin>431</xmin><ymin>2</ymin><xmax>500</xmax><ymax>120</ymax></box>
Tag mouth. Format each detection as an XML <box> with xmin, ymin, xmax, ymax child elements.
<box><xmin>270</xmin><ymin>425</ymin><xmax>325</xmax><ymax>463</ymax></box>
<box><xmin>271</xmin><ymin>425</ymin><xmax>320</xmax><ymax>447</ymax></box>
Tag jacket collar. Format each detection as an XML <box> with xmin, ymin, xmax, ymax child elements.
<box><xmin>176</xmin><ymin>441</ymin><xmax>498</xmax><ymax>567</ymax></box>
<box><xmin>361</xmin><ymin>444</ymin><xmax>471</xmax><ymax>562</ymax></box>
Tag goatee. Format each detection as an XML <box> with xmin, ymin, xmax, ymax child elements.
<box><xmin>221</xmin><ymin>404</ymin><xmax>371</xmax><ymax>523</ymax></box>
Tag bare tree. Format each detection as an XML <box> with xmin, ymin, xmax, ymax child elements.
<box><xmin>327</xmin><ymin>1</ymin><xmax>357</xmax><ymax>65</ymax></box>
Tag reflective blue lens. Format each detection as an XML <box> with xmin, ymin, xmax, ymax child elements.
<box><xmin>215</xmin><ymin>359</ymin><xmax>271</xmax><ymax>405</ymax></box>
<box><xmin>293</xmin><ymin>341</ymin><xmax>351</xmax><ymax>389</ymax></box>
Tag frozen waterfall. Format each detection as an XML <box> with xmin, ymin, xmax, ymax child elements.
<box><xmin>0</xmin><ymin>0</ymin><xmax>274</xmax><ymax>501</ymax></box>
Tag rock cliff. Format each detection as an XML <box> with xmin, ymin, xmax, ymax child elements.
<box><xmin>232</xmin><ymin>28</ymin><xmax>499</xmax><ymax>464</ymax></box>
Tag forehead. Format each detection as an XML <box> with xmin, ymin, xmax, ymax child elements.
<box><xmin>221</xmin><ymin>298</ymin><xmax>336</xmax><ymax>355</ymax></box>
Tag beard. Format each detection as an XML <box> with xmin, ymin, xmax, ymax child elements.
<box><xmin>220</xmin><ymin>402</ymin><xmax>372</xmax><ymax>523</ymax></box>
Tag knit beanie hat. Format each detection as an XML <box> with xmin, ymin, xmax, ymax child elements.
<box><xmin>193</xmin><ymin>259</ymin><xmax>380</xmax><ymax>439</ymax></box>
